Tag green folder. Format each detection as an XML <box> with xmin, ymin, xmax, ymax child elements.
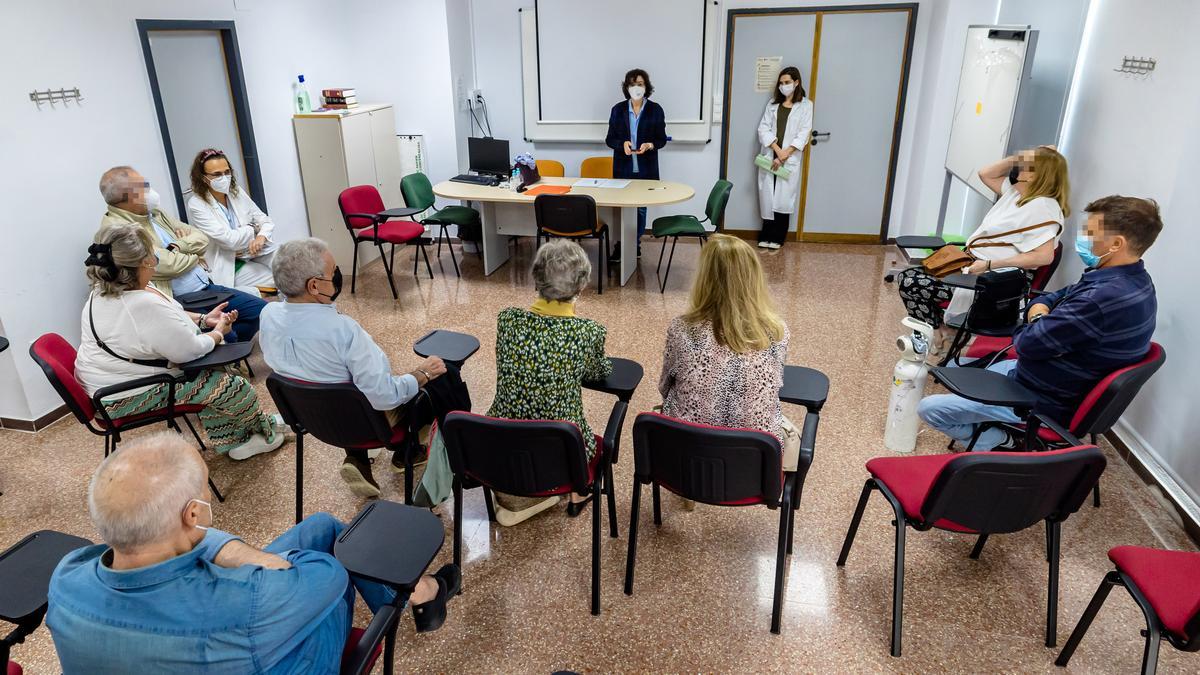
<box><xmin>754</xmin><ymin>153</ymin><xmax>792</xmax><ymax>179</ymax></box>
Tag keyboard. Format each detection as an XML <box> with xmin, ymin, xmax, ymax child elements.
<box><xmin>450</xmin><ymin>173</ymin><xmax>499</xmax><ymax>186</ymax></box>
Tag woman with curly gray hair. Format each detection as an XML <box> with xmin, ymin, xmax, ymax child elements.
<box><xmin>74</xmin><ymin>223</ymin><xmax>285</xmax><ymax>460</ymax></box>
<box><xmin>482</xmin><ymin>239</ymin><xmax>613</xmax><ymax>525</ymax></box>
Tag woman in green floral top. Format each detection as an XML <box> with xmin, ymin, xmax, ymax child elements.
<box><xmin>486</xmin><ymin>239</ymin><xmax>612</xmax><ymax>524</ymax></box>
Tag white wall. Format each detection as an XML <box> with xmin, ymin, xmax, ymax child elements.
<box><xmin>468</xmin><ymin>0</ymin><xmax>936</xmax><ymax>232</ymax></box>
<box><xmin>1054</xmin><ymin>0</ymin><xmax>1200</xmax><ymax>508</ymax></box>
<box><xmin>0</xmin><ymin>0</ymin><xmax>452</xmax><ymax>421</ymax></box>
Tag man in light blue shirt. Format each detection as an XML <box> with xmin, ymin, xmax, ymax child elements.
<box><xmin>259</xmin><ymin>238</ymin><xmax>456</xmax><ymax>498</ymax></box>
<box><xmin>47</xmin><ymin>433</ymin><xmax>457</xmax><ymax>674</ymax></box>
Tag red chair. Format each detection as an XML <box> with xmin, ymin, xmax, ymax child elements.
<box><xmin>338</xmin><ymin>185</ymin><xmax>432</xmax><ymax>300</ymax></box>
<box><xmin>340</xmin><ymin>613</ymin><xmax>393</xmax><ymax>675</ymax></box>
<box><xmin>29</xmin><ymin>334</ymin><xmax>225</xmax><ymax>501</ymax></box>
<box><xmin>265</xmin><ymin>374</ymin><xmax>421</xmax><ymax>520</ymax></box>
<box><xmin>623</xmin><ymin>412</ymin><xmax>816</xmax><ymax>634</ymax></box>
<box><xmin>836</xmin><ymin>446</ymin><xmax>1105</xmax><ymax>657</ymax></box>
<box><xmin>1056</xmin><ymin>546</ymin><xmax>1200</xmax><ymax>674</ymax></box>
<box><xmin>440</xmin><ymin>406</ymin><xmax>625</xmax><ymax>616</ymax></box>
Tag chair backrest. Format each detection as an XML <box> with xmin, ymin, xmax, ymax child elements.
<box><xmin>921</xmin><ymin>445</ymin><xmax>1106</xmax><ymax>533</ymax></box>
<box><xmin>265</xmin><ymin>374</ymin><xmax>398</xmax><ymax>448</ymax></box>
<box><xmin>28</xmin><ymin>334</ymin><xmax>95</xmax><ymax>425</ymax></box>
<box><xmin>579</xmin><ymin>156</ymin><xmax>613</xmax><ymax>179</ymax></box>
<box><xmin>399</xmin><ymin>172</ymin><xmax>436</xmax><ymax>212</ymax></box>
<box><xmin>535</xmin><ymin>159</ymin><xmax>565</xmax><ymax>178</ymax></box>
<box><xmin>1069</xmin><ymin>342</ymin><xmax>1166</xmax><ymax>436</ymax></box>
<box><xmin>440</xmin><ymin>411</ymin><xmax>591</xmax><ymax>496</ymax></box>
<box><xmin>966</xmin><ymin>267</ymin><xmax>1029</xmax><ymax>331</ymax></box>
<box><xmin>337</xmin><ymin>185</ymin><xmax>385</xmax><ymax>232</ymax></box>
<box><xmin>534</xmin><ymin>193</ymin><xmax>598</xmax><ymax>237</ymax></box>
<box><xmin>631</xmin><ymin>412</ymin><xmax>783</xmax><ymax>507</ymax></box>
<box><xmin>704</xmin><ymin>179</ymin><xmax>733</xmax><ymax>227</ymax></box>
<box><xmin>1029</xmin><ymin>241</ymin><xmax>1064</xmax><ymax>293</ymax></box>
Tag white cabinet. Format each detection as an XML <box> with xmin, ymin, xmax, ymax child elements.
<box><xmin>293</xmin><ymin>104</ymin><xmax>404</xmax><ymax>271</ymax></box>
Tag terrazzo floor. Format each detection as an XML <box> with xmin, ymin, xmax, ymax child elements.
<box><xmin>1</xmin><ymin>239</ymin><xmax>1194</xmax><ymax>673</ymax></box>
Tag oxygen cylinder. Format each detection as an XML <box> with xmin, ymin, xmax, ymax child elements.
<box><xmin>884</xmin><ymin>318</ymin><xmax>934</xmax><ymax>453</ymax></box>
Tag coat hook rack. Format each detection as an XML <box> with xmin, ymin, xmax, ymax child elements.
<box><xmin>1114</xmin><ymin>56</ymin><xmax>1156</xmax><ymax>76</ymax></box>
<box><xmin>29</xmin><ymin>87</ymin><xmax>84</xmax><ymax>109</ymax></box>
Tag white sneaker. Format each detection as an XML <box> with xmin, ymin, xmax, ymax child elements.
<box><xmin>368</xmin><ymin>448</ymin><xmax>383</xmax><ymax>460</ymax></box>
<box><xmin>495</xmin><ymin>496</ymin><xmax>561</xmax><ymax>527</ymax></box>
<box><xmin>757</xmin><ymin>241</ymin><xmax>770</xmax><ymax>249</ymax></box>
<box><xmin>227</xmin><ymin>432</ymin><xmax>286</xmax><ymax>461</ymax></box>
<box><xmin>767</xmin><ymin>242</ymin><xmax>783</xmax><ymax>250</ymax></box>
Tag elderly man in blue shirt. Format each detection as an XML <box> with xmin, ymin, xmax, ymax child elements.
<box><xmin>47</xmin><ymin>433</ymin><xmax>458</xmax><ymax>674</ymax></box>
<box><xmin>258</xmin><ymin>238</ymin><xmax>470</xmax><ymax>498</ymax></box>
<box><xmin>919</xmin><ymin>195</ymin><xmax>1162</xmax><ymax>450</ymax></box>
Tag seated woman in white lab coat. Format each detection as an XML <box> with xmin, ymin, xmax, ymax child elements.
<box><xmin>185</xmin><ymin>148</ymin><xmax>278</xmax><ymax>294</ymax></box>
<box><xmin>756</xmin><ymin>66</ymin><xmax>813</xmax><ymax>250</ymax></box>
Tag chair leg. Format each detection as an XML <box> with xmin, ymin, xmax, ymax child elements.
<box><xmin>383</xmin><ymin>628</ymin><xmax>396</xmax><ymax>675</ymax></box>
<box><xmin>969</xmin><ymin>534</ymin><xmax>989</xmax><ymax>559</ymax></box>
<box><xmin>624</xmin><ymin>479</ymin><xmax>641</xmax><ymax>595</ymax></box>
<box><xmin>964</xmin><ymin>425</ymin><xmax>983</xmax><ymax>452</ymax></box>
<box><xmin>771</xmin><ymin>491</ymin><xmax>791</xmax><ymax>634</ymax></box>
<box><xmin>596</xmin><ymin>233</ymin><xmax>604</xmax><ymax>295</ymax></box>
<box><xmin>836</xmin><ymin>480</ymin><xmax>875</xmax><ymax>566</ymax></box>
<box><xmin>390</xmin><ymin>243</ymin><xmax>396</xmax><ymax>277</ymax></box>
<box><xmin>604</xmin><ymin>460</ymin><xmax>618</xmax><ymax>538</ymax></box>
<box><xmin>482</xmin><ymin>486</ymin><xmax>497</xmax><ymax>522</ymax></box>
<box><xmin>103</xmin><ymin>434</ymin><xmax>111</xmax><ymax>458</ymax></box>
<box><xmin>378</xmin><ymin>244</ymin><xmax>398</xmax><ymax>300</ymax></box>
<box><xmin>890</xmin><ymin>515</ymin><xmax>907</xmax><ymax>657</ymax></box>
<box><xmin>444</xmin><ymin>226</ymin><xmax>460</xmax><ymax>277</ymax></box>
<box><xmin>656</xmin><ymin>236</ymin><xmax>667</xmax><ymax>273</ymax></box>
<box><xmin>1046</xmin><ymin>519</ymin><xmax>1061</xmax><ymax>647</ymax></box>
<box><xmin>351</xmin><ymin>242</ymin><xmax>359</xmax><ymax>294</ymax></box>
<box><xmin>294</xmin><ymin>433</ymin><xmax>304</xmax><ymax>524</ymax></box>
<box><xmin>660</xmin><ymin>237</ymin><xmax>679</xmax><ymax>294</ymax></box>
<box><xmin>207</xmin><ymin>478</ymin><xmax>225</xmax><ymax>504</ymax></box>
<box><xmin>453</xmin><ymin>477</ymin><xmax>464</xmax><ymax>572</ymax></box>
<box><xmin>403</xmin><ymin>448</ymin><xmax>414</xmax><ymax>505</ymax></box>
<box><xmin>652</xmin><ymin>483</ymin><xmax>662</xmax><ymax>526</ymax></box>
<box><xmin>1091</xmin><ymin>434</ymin><xmax>1101</xmax><ymax>508</ymax></box>
<box><xmin>1141</xmin><ymin>625</ymin><xmax>1162</xmax><ymax>675</ymax></box>
<box><xmin>786</xmin><ymin>497</ymin><xmax>796</xmax><ymax>555</ymax></box>
<box><xmin>591</xmin><ymin>477</ymin><xmax>601</xmax><ymax>616</ymax></box>
<box><xmin>421</xmin><ymin>243</ymin><xmax>433</xmax><ymax>279</ymax></box>
<box><xmin>182</xmin><ymin>415</ymin><xmax>208</xmax><ymax>451</ymax></box>
<box><xmin>1055</xmin><ymin>571</ymin><xmax>1119</xmax><ymax>667</ymax></box>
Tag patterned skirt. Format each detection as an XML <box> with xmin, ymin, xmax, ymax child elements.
<box><xmin>102</xmin><ymin>370</ymin><xmax>275</xmax><ymax>454</ymax></box>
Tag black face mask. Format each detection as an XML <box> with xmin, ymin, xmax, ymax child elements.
<box><xmin>1008</xmin><ymin>165</ymin><xmax>1021</xmax><ymax>184</ymax></box>
<box><xmin>316</xmin><ymin>267</ymin><xmax>343</xmax><ymax>302</ymax></box>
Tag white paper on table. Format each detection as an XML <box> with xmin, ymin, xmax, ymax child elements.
<box><xmin>573</xmin><ymin>178</ymin><xmax>632</xmax><ymax>188</ymax></box>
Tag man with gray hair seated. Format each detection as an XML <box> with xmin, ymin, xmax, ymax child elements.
<box><xmin>258</xmin><ymin>238</ymin><xmax>471</xmax><ymax>498</ymax></box>
<box><xmin>47</xmin><ymin>433</ymin><xmax>459</xmax><ymax>672</ymax></box>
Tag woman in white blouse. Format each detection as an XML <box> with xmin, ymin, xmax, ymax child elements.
<box><xmin>76</xmin><ymin>223</ymin><xmax>285</xmax><ymax>460</ymax></box>
<box><xmin>755</xmin><ymin>66</ymin><xmax>813</xmax><ymax>250</ymax></box>
<box><xmin>898</xmin><ymin>146</ymin><xmax>1069</xmax><ymax>343</ymax></box>
<box><xmin>185</xmin><ymin>148</ymin><xmax>277</xmax><ymax>293</ymax></box>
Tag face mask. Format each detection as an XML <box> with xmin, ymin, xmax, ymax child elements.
<box><xmin>187</xmin><ymin>498</ymin><xmax>212</xmax><ymax>531</ymax></box>
<box><xmin>1075</xmin><ymin>233</ymin><xmax>1114</xmax><ymax>269</ymax></box>
<box><xmin>144</xmin><ymin>187</ymin><xmax>161</xmax><ymax>213</ymax></box>
<box><xmin>315</xmin><ymin>266</ymin><xmax>343</xmax><ymax>302</ymax></box>
<box><xmin>208</xmin><ymin>175</ymin><xmax>232</xmax><ymax>194</ymax></box>
<box><xmin>779</xmin><ymin>82</ymin><xmax>796</xmax><ymax>98</ymax></box>
<box><xmin>628</xmin><ymin>85</ymin><xmax>645</xmax><ymax>101</ymax></box>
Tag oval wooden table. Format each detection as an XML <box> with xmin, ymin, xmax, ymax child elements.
<box><xmin>434</xmin><ymin>177</ymin><xmax>695</xmax><ymax>286</ymax></box>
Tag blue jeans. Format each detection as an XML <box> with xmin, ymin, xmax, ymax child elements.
<box><xmin>265</xmin><ymin>513</ymin><xmax>398</xmax><ymax>614</ymax></box>
<box><xmin>207</xmin><ymin>284</ymin><xmax>265</xmax><ymax>343</ymax></box>
<box><xmin>918</xmin><ymin>360</ymin><xmax>1023</xmax><ymax>450</ymax></box>
<box><xmin>636</xmin><ymin>206</ymin><xmax>647</xmax><ymax>242</ymax></box>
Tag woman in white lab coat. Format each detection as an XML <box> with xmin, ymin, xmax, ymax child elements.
<box><xmin>185</xmin><ymin>148</ymin><xmax>277</xmax><ymax>293</ymax></box>
<box><xmin>756</xmin><ymin>66</ymin><xmax>813</xmax><ymax>249</ymax></box>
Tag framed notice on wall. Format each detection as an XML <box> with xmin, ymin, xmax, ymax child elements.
<box><xmin>755</xmin><ymin>56</ymin><xmax>783</xmax><ymax>92</ymax></box>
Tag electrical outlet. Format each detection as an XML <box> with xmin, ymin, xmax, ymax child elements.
<box><xmin>470</xmin><ymin>88</ymin><xmax>482</xmax><ymax>103</ymax></box>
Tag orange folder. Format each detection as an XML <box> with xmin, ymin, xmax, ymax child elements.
<box><xmin>522</xmin><ymin>184</ymin><xmax>572</xmax><ymax>196</ymax></box>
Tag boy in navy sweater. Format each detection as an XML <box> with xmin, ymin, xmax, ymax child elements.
<box><xmin>919</xmin><ymin>195</ymin><xmax>1163</xmax><ymax>449</ymax></box>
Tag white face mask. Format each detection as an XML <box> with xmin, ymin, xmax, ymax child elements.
<box><xmin>628</xmin><ymin>85</ymin><xmax>645</xmax><ymax>101</ymax></box>
<box><xmin>144</xmin><ymin>187</ymin><xmax>161</xmax><ymax>213</ymax></box>
<box><xmin>208</xmin><ymin>175</ymin><xmax>232</xmax><ymax>194</ymax></box>
<box><xmin>778</xmin><ymin>82</ymin><xmax>796</xmax><ymax>98</ymax></box>
<box><xmin>187</xmin><ymin>498</ymin><xmax>212</xmax><ymax>531</ymax></box>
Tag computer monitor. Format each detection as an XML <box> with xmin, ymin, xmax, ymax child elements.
<box><xmin>468</xmin><ymin>137</ymin><xmax>510</xmax><ymax>177</ymax></box>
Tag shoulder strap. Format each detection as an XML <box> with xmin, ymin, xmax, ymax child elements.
<box><xmin>88</xmin><ymin>294</ymin><xmax>170</xmax><ymax>369</ymax></box>
<box><xmin>966</xmin><ymin>220</ymin><xmax>1062</xmax><ymax>251</ymax></box>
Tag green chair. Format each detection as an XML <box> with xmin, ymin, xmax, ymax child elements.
<box><xmin>399</xmin><ymin>172</ymin><xmax>481</xmax><ymax>277</ymax></box>
<box><xmin>650</xmin><ymin>179</ymin><xmax>732</xmax><ymax>293</ymax></box>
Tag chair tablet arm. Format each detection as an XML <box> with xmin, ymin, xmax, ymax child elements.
<box><xmin>796</xmin><ymin>411</ymin><xmax>819</xmax><ymax>479</ymax></box>
<box><xmin>602</xmin><ymin>400</ymin><xmax>629</xmax><ymax>465</ymax></box>
<box><xmin>92</xmin><ymin>373</ymin><xmax>180</xmax><ymax>406</ymax></box>
<box><xmin>1031</xmin><ymin>412</ymin><xmax>1084</xmax><ymax>447</ymax></box>
<box><xmin>929</xmin><ymin>366</ymin><xmax>1038</xmax><ymax>409</ymax></box>
<box><xmin>345</xmin><ymin>212</ymin><xmax>383</xmax><ymax>224</ymax></box>
<box><xmin>341</xmin><ymin>604</ymin><xmax>398</xmax><ymax>675</ymax></box>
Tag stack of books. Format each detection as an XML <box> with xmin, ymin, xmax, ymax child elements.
<box><xmin>322</xmin><ymin>88</ymin><xmax>358</xmax><ymax>109</ymax></box>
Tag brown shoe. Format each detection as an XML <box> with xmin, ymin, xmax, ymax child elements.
<box><xmin>340</xmin><ymin>455</ymin><xmax>381</xmax><ymax>498</ymax></box>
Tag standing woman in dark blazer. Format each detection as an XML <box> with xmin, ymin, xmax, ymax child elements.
<box><xmin>605</xmin><ymin>68</ymin><xmax>668</xmax><ymax>261</ymax></box>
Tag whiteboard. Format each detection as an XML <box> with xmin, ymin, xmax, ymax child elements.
<box><xmin>944</xmin><ymin>26</ymin><xmax>1037</xmax><ymax>198</ymax></box>
<box><xmin>520</xmin><ymin>0</ymin><xmax>718</xmax><ymax>143</ymax></box>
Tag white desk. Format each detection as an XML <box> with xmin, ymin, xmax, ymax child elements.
<box><xmin>433</xmin><ymin>177</ymin><xmax>695</xmax><ymax>286</ymax></box>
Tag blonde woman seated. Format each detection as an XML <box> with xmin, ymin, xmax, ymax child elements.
<box><xmin>487</xmin><ymin>239</ymin><xmax>613</xmax><ymax>525</ymax></box>
<box><xmin>75</xmin><ymin>223</ymin><xmax>286</xmax><ymax>460</ymax></box>
<box><xmin>659</xmin><ymin>234</ymin><xmax>798</xmax><ymax>507</ymax></box>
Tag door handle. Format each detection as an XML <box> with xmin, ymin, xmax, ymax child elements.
<box><xmin>811</xmin><ymin>130</ymin><xmax>831</xmax><ymax>146</ymax></box>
